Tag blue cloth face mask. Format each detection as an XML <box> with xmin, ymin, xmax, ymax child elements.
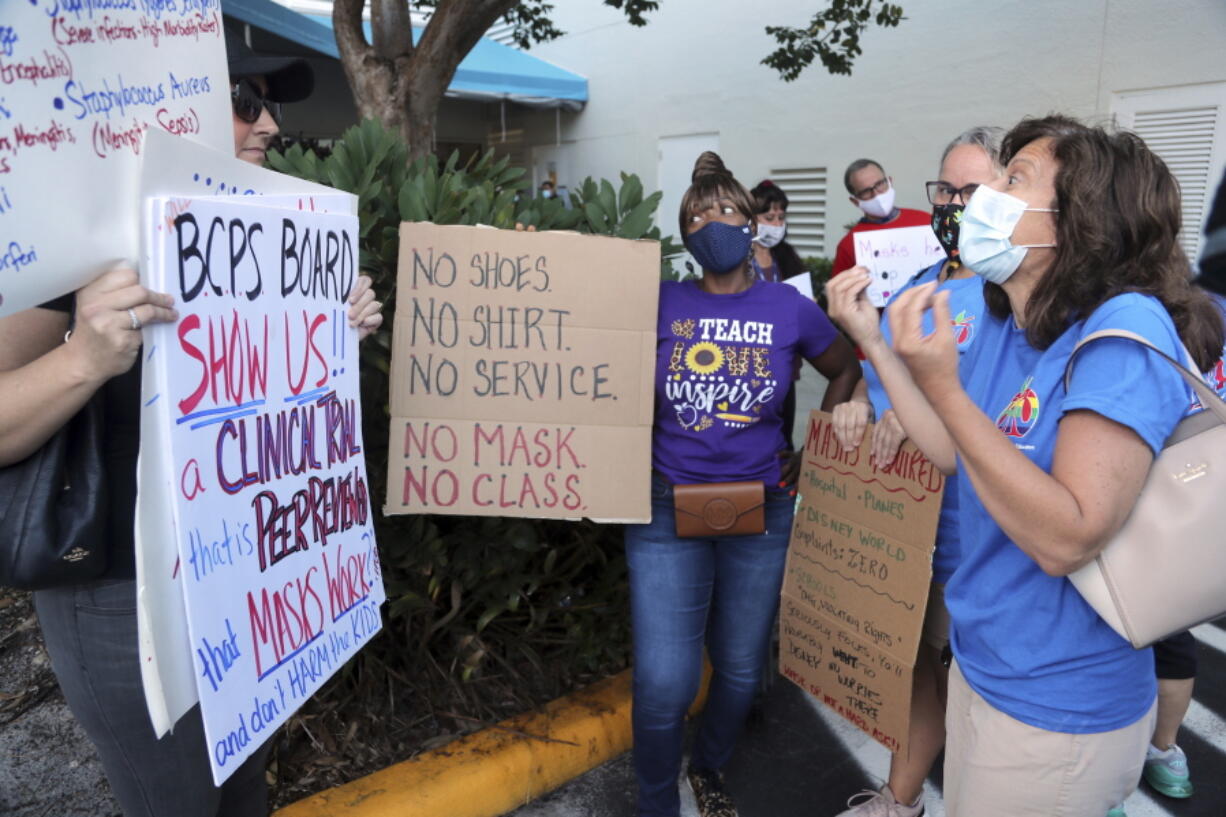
<box><xmin>958</xmin><ymin>185</ymin><xmax>1058</xmax><ymax>284</ymax></box>
<box><xmin>686</xmin><ymin>220</ymin><xmax>753</xmax><ymax>275</ymax></box>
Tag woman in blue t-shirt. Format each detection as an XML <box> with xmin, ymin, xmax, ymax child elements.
<box><xmin>828</xmin><ymin>125</ymin><xmax>1003</xmax><ymax>817</ymax></box>
<box><xmin>825</xmin><ymin>115</ymin><xmax>1223</xmax><ymax>816</ymax></box>
<box><xmin>626</xmin><ymin>151</ymin><xmax>859</xmax><ymax>817</ymax></box>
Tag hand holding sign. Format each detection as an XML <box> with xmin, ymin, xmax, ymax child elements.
<box><xmin>825</xmin><ymin>266</ymin><xmax>884</xmax><ymax>351</ymax></box>
<box><xmin>69</xmin><ymin>264</ymin><xmax>178</xmax><ymax>379</ymax></box>
<box><xmin>852</xmin><ymin>226</ymin><xmax>945</xmax><ymax>307</ymax></box>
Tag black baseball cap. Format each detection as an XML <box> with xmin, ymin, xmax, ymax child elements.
<box><xmin>225</xmin><ymin>24</ymin><xmax>314</xmax><ymax>103</ymax></box>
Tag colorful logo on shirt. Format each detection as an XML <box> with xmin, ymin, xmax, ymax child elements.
<box><xmin>995</xmin><ymin>375</ymin><xmax>1040</xmax><ymax>439</ymax></box>
<box><xmin>666</xmin><ymin>317</ymin><xmax>778</xmax><ymax>432</ymax></box>
<box><xmin>951</xmin><ymin>309</ymin><xmax>975</xmax><ymax>347</ymax></box>
<box><xmin>1188</xmin><ymin>357</ymin><xmax>1226</xmax><ymax>414</ymax></box>
<box><xmin>1210</xmin><ymin>360</ymin><xmax>1226</xmax><ymax>397</ymax></box>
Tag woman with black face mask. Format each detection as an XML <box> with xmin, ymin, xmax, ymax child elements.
<box><xmin>826</xmin><ymin>126</ymin><xmax>1003</xmax><ymax>817</ymax></box>
<box><xmin>624</xmin><ymin>151</ymin><xmax>858</xmax><ymax>817</ymax></box>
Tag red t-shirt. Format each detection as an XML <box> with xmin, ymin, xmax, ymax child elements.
<box><xmin>831</xmin><ymin>207</ymin><xmax>933</xmax><ymax>276</ymax></box>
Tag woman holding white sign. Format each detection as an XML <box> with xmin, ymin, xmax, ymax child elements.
<box><xmin>827</xmin><ymin>125</ymin><xmax>1003</xmax><ymax>817</ymax></box>
<box><xmin>0</xmin><ymin>33</ymin><xmax>383</xmax><ymax>817</ymax></box>
<box><xmin>826</xmin><ymin>115</ymin><xmax>1222</xmax><ymax>815</ymax></box>
<box><xmin>626</xmin><ymin>151</ymin><xmax>859</xmax><ymax>817</ymax></box>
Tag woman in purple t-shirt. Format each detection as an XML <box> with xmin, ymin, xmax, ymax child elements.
<box><xmin>626</xmin><ymin>151</ymin><xmax>859</xmax><ymax>817</ymax></box>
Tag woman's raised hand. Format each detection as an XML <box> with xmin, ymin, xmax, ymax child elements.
<box><xmin>886</xmin><ymin>281</ymin><xmax>959</xmax><ymax>398</ymax></box>
<box><xmin>69</xmin><ymin>264</ymin><xmax>177</xmax><ymax>381</ymax></box>
<box><xmin>824</xmin><ymin>266</ymin><xmax>883</xmax><ymax>350</ymax></box>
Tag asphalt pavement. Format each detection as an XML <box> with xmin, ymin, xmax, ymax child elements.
<box><xmin>510</xmin><ymin>620</ymin><xmax>1226</xmax><ymax>817</ymax></box>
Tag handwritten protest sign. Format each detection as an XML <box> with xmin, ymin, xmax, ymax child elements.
<box><xmin>142</xmin><ymin>194</ymin><xmax>383</xmax><ymax>783</ymax></box>
<box><xmin>853</xmin><ymin>225</ymin><xmax>944</xmax><ymax>307</ymax></box>
<box><xmin>780</xmin><ymin>410</ymin><xmax>943</xmax><ymax>755</ymax></box>
<box><xmin>0</xmin><ymin>0</ymin><xmax>231</xmax><ymax>317</ymax></box>
<box><xmin>385</xmin><ymin>223</ymin><xmax>658</xmax><ymax>522</ymax></box>
<box><xmin>135</xmin><ymin>130</ymin><xmax>358</xmax><ymax>738</ymax></box>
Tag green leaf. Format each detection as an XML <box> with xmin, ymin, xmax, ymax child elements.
<box><xmin>616</xmin><ymin>193</ymin><xmax>659</xmax><ymax>239</ymax></box>
<box><xmin>597</xmin><ymin>179</ymin><xmax>618</xmax><ymax>224</ymax></box>
<box><xmin>583</xmin><ymin>201</ymin><xmax>611</xmax><ymax>234</ymax></box>
<box><xmin>617</xmin><ymin>174</ymin><xmax>643</xmax><ymax>214</ymax></box>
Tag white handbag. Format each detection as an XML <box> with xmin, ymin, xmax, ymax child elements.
<box><xmin>1064</xmin><ymin>329</ymin><xmax>1226</xmax><ymax>648</ymax></box>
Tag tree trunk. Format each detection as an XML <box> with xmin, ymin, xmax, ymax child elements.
<box><xmin>333</xmin><ymin>0</ymin><xmax>519</xmax><ymax>161</ymax></box>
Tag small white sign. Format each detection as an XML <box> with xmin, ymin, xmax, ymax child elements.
<box><xmin>853</xmin><ymin>226</ymin><xmax>944</xmax><ymax>307</ymax></box>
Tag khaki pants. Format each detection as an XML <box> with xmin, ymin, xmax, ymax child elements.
<box><xmin>944</xmin><ymin>661</ymin><xmax>1155</xmax><ymax>817</ymax></box>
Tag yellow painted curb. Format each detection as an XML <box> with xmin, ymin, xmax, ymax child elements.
<box><xmin>275</xmin><ymin>669</ymin><xmax>632</xmax><ymax>817</ymax></box>
<box><xmin>275</xmin><ymin>665</ymin><xmax>710</xmax><ymax>817</ymax></box>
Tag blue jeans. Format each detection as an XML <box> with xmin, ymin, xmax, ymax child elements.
<box><xmin>625</xmin><ymin>476</ymin><xmax>794</xmax><ymax>817</ymax></box>
<box><xmin>34</xmin><ymin>579</ymin><xmax>271</xmax><ymax>817</ymax></box>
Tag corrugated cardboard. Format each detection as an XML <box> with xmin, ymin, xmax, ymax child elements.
<box><xmin>386</xmin><ymin>224</ymin><xmax>660</xmax><ymax>520</ymax></box>
<box><xmin>780</xmin><ymin>410</ymin><xmax>945</xmax><ymax>755</ymax></box>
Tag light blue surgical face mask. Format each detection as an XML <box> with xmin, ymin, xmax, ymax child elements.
<box><xmin>958</xmin><ymin>185</ymin><xmax>1058</xmax><ymax>284</ymax></box>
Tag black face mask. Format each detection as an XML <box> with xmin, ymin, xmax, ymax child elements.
<box><xmin>931</xmin><ymin>202</ymin><xmax>965</xmax><ymax>267</ymax></box>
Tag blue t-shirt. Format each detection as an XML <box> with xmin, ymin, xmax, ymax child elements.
<box><xmin>652</xmin><ymin>279</ymin><xmax>839</xmax><ymax>484</ymax></box>
<box><xmin>948</xmin><ymin>292</ymin><xmax>1192</xmax><ymax>733</ymax></box>
<box><xmin>863</xmin><ymin>261</ymin><xmax>985</xmax><ymax>584</ymax></box>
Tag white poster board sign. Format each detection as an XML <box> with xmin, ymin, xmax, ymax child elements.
<box><xmin>142</xmin><ymin>193</ymin><xmax>383</xmax><ymax>784</ymax></box>
<box><xmin>135</xmin><ymin>131</ymin><xmax>357</xmax><ymax>738</ymax></box>
<box><xmin>852</xmin><ymin>226</ymin><xmax>944</xmax><ymax>307</ymax></box>
<box><xmin>0</xmin><ymin>1</ymin><xmax>231</xmax><ymax>316</ymax></box>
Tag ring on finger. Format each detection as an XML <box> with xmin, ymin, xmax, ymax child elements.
<box><xmin>127</xmin><ymin>307</ymin><xmax>142</xmax><ymax>331</ymax></box>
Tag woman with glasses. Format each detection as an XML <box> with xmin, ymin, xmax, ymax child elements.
<box><xmin>0</xmin><ymin>28</ymin><xmax>383</xmax><ymax>817</ymax></box>
<box><xmin>829</xmin><ymin>114</ymin><xmax>1223</xmax><ymax>816</ymax></box>
<box><xmin>826</xmin><ymin>126</ymin><xmax>1003</xmax><ymax>817</ymax></box>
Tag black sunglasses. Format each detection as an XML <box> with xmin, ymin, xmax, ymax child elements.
<box><xmin>231</xmin><ymin>78</ymin><xmax>282</xmax><ymax>125</ymax></box>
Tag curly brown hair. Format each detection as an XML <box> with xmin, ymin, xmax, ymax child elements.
<box><xmin>985</xmin><ymin>115</ymin><xmax>1224</xmax><ymax>370</ymax></box>
<box><xmin>678</xmin><ymin>152</ymin><xmax>756</xmax><ymax>245</ymax></box>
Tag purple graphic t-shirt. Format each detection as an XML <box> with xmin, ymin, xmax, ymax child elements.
<box><xmin>652</xmin><ymin>279</ymin><xmax>840</xmax><ymax>485</ymax></box>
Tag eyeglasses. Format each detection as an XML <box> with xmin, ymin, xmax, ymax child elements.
<box><xmin>853</xmin><ymin>177</ymin><xmax>890</xmax><ymax>201</ymax></box>
<box><xmin>926</xmin><ymin>181</ymin><xmax>980</xmax><ymax>206</ymax></box>
<box><xmin>231</xmin><ymin>78</ymin><xmax>282</xmax><ymax>125</ymax></box>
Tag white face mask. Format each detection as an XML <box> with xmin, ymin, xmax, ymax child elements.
<box><xmin>958</xmin><ymin>185</ymin><xmax>1058</xmax><ymax>285</ymax></box>
<box><xmin>857</xmin><ymin>183</ymin><xmax>895</xmax><ymax>220</ymax></box>
<box><xmin>754</xmin><ymin>222</ymin><xmax>786</xmax><ymax>248</ymax></box>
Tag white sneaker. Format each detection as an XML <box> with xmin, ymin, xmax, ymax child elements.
<box><xmin>834</xmin><ymin>785</ymin><xmax>924</xmax><ymax>817</ymax></box>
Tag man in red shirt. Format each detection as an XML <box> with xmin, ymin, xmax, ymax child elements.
<box><xmin>831</xmin><ymin>158</ymin><xmax>931</xmax><ymax>276</ymax></box>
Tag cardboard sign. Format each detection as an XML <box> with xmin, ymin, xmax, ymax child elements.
<box><xmin>142</xmin><ymin>194</ymin><xmax>384</xmax><ymax>784</ymax></box>
<box><xmin>135</xmin><ymin>132</ymin><xmax>358</xmax><ymax>739</ymax></box>
<box><xmin>0</xmin><ymin>1</ymin><xmax>231</xmax><ymax>317</ymax></box>
<box><xmin>385</xmin><ymin>223</ymin><xmax>659</xmax><ymax>522</ymax></box>
<box><xmin>779</xmin><ymin>410</ymin><xmax>944</xmax><ymax>755</ymax></box>
<box><xmin>853</xmin><ymin>225</ymin><xmax>944</xmax><ymax>306</ymax></box>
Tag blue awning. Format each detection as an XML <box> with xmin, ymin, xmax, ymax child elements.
<box><xmin>223</xmin><ymin>0</ymin><xmax>340</xmax><ymax>59</ymax></box>
<box><xmin>222</xmin><ymin>0</ymin><xmax>588</xmax><ymax>110</ymax></box>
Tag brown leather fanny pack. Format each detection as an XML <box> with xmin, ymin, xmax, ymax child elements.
<box><xmin>673</xmin><ymin>481</ymin><xmax>766</xmax><ymax>538</ymax></box>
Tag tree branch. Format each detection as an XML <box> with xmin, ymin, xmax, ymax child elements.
<box><xmin>371</xmin><ymin>0</ymin><xmax>414</xmax><ymax>61</ymax></box>
<box><xmin>408</xmin><ymin>0</ymin><xmax>518</xmax><ymax>102</ymax></box>
<box><xmin>333</xmin><ymin>0</ymin><xmax>371</xmax><ymax>63</ymax></box>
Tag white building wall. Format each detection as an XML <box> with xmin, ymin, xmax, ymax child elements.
<box><xmin>519</xmin><ymin>0</ymin><xmax>1226</xmax><ymax>256</ymax></box>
